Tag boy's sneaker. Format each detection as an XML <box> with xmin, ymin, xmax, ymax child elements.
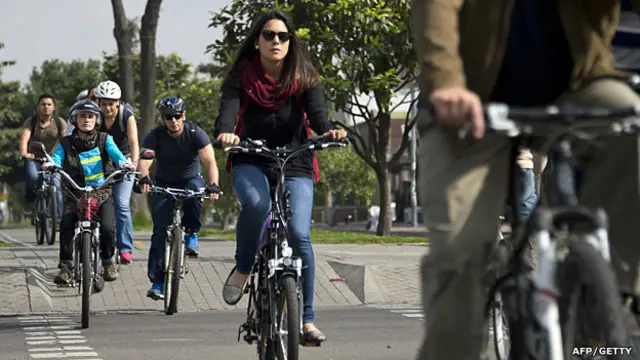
<box><xmin>120</xmin><ymin>251</ymin><xmax>133</xmax><ymax>264</ymax></box>
<box><xmin>54</xmin><ymin>264</ymin><xmax>72</xmax><ymax>285</ymax></box>
<box><xmin>147</xmin><ymin>283</ymin><xmax>165</xmax><ymax>300</ymax></box>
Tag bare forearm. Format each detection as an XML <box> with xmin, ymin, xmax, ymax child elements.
<box><xmin>205</xmin><ymin>160</ymin><xmax>219</xmax><ymax>185</ymax></box>
<box><xmin>137</xmin><ymin>159</ymin><xmax>153</xmax><ymax>178</ymax></box>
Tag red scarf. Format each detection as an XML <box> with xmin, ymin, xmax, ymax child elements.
<box><xmin>225</xmin><ymin>57</ymin><xmax>321</xmax><ymax>182</ymax></box>
<box><xmin>242</xmin><ymin>56</ymin><xmax>298</xmax><ymax>110</ymax></box>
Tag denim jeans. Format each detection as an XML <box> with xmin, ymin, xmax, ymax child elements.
<box><xmin>147</xmin><ymin>175</ymin><xmax>205</xmax><ymax>284</ymax></box>
<box><xmin>232</xmin><ymin>164</ymin><xmax>316</xmax><ymax>323</ymax></box>
<box><xmin>25</xmin><ymin>159</ymin><xmax>62</xmax><ymax>219</ymax></box>
<box><xmin>519</xmin><ymin>168</ymin><xmax>537</xmax><ymax>220</ymax></box>
<box><xmin>113</xmin><ymin>176</ymin><xmax>134</xmax><ymax>254</ymax></box>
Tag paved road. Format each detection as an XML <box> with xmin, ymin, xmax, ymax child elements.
<box><xmin>0</xmin><ymin>307</ymin><xmax>423</xmax><ymax>360</ymax></box>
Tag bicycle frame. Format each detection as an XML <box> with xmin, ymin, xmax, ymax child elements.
<box><xmin>219</xmin><ymin>136</ymin><xmax>348</xmax><ymax>353</ymax></box>
<box><xmin>480</xmin><ymin>104</ymin><xmax>638</xmax><ymax>360</ymax></box>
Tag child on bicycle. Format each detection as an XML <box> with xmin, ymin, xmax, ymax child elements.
<box><xmin>43</xmin><ymin>99</ymin><xmax>133</xmax><ymax>285</ymax></box>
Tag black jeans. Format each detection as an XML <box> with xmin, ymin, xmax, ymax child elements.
<box><xmin>58</xmin><ymin>196</ymin><xmax>116</xmax><ymax>268</ymax></box>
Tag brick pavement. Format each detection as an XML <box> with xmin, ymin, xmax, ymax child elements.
<box><xmin>0</xmin><ymin>228</ymin><xmax>364</xmax><ymax>315</ymax></box>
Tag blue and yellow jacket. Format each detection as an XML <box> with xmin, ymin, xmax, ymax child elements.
<box><xmin>51</xmin><ymin>133</ymin><xmax>128</xmax><ymax>188</ymax></box>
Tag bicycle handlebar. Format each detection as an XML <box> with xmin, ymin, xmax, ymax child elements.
<box><xmin>212</xmin><ymin>135</ymin><xmax>349</xmax><ymax>162</ymax></box>
<box><xmin>54</xmin><ymin>167</ymin><xmax>139</xmax><ymax>193</ymax></box>
<box><xmin>479</xmin><ymin>103</ymin><xmax>640</xmax><ymax>137</ymax></box>
<box><xmin>148</xmin><ymin>185</ymin><xmax>210</xmax><ymax>200</ymax></box>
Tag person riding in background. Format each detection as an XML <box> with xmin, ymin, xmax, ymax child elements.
<box><xmin>44</xmin><ymin>100</ymin><xmax>133</xmax><ymax>285</ymax></box>
<box><xmin>213</xmin><ymin>9</ymin><xmax>347</xmax><ymax>343</ymax></box>
<box><xmin>137</xmin><ymin>96</ymin><xmax>220</xmax><ymax>300</ymax></box>
<box><xmin>95</xmin><ymin>80</ymin><xmax>139</xmax><ymax>264</ymax></box>
<box><xmin>19</xmin><ymin>93</ymin><xmax>65</xmax><ymax>222</ymax></box>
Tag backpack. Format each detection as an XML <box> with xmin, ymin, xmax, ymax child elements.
<box><xmin>30</xmin><ymin>115</ymin><xmax>64</xmax><ymax>139</ymax></box>
<box><xmin>117</xmin><ymin>102</ymin><xmax>140</xmax><ymax>134</ymax></box>
<box><xmin>154</xmin><ymin>121</ymin><xmax>201</xmax><ymax>153</ymax></box>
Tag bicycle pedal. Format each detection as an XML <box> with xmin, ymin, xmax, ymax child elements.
<box><xmin>300</xmin><ymin>340</ymin><xmax>322</xmax><ymax>347</ymax></box>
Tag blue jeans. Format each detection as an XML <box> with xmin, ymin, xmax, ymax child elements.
<box><xmin>147</xmin><ymin>175</ymin><xmax>205</xmax><ymax>283</ymax></box>
<box><xmin>520</xmin><ymin>168</ymin><xmax>537</xmax><ymax>220</ymax></box>
<box><xmin>504</xmin><ymin>168</ymin><xmax>537</xmax><ymax>222</ymax></box>
<box><xmin>232</xmin><ymin>164</ymin><xmax>316</xmax><ymax>323</ymax></box>
<box><xmin>113</xmin><ymin>176</ymin><xmax>134</xmax><ymax>253</ymax></box>
<box><xmin>25</xmin><ymin>159</ymin><xmax>62</xmax><ymax>219</ymax></box>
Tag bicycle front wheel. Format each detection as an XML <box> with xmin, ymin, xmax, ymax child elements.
<box><xmin>81</xmin><ymin>232</ymin><xmax>92</xmax><ymax>329</ymax></box>
<box><xmin>558</xmin><ymin>239</ymin><xmax>630</xmax><ymax>360</ymax></box>
<box><xmin>164</xmin><ymin>227</ymin><xmax>184</xmax><ymax>315</ymax></box>
<box><xmin>45</xmin><ymin>187</ymin><xmax>56</xmax><ymax>245</ymax></box>
<box><xmin>275</xmin><ymin>275</ymin><xmax>300</xmax><ymax>360</ymax></box>
<box><xmin>35</xmin><ymin>196</ymin><xmax>44</xmax><ymax>245</ymax></box>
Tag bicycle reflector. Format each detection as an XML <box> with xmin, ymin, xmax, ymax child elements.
<box><xmin>77</xmin><ymin>195</ymin><xmax>100</xmax><ymax>221</ymax></box>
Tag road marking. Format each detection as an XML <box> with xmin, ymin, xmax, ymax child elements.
<box><xmin>369</xmin><ymin>304</ymin><xmax>425</xmax><ymax>320</ymax></box>
<box><xmin>18</xmin><ymin>315</ymin><xmax>102</xmax><ymax>359</ymax></box>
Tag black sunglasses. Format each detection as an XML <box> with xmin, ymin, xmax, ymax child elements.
<box><xmin>164</xmin><ymin>114</ymin><xmax>182</xmax><ymax>121</ymax></box>
<box><xmin>262</xmin><ymin>30</ymin><xmax>291</xmax><ymax>42</ymax></box>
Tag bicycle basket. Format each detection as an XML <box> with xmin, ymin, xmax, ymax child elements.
<box><xmin>77</xmin><ymin>195</ymin><xmax>100</xmax><ymax>221</ymax></box>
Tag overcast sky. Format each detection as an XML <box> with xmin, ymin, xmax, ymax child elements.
<box><xmin>0</xmin><ymin>0</ymin><xmax>231</xmax><ymax>83</ymax></box>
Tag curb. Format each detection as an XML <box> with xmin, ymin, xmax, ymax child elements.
<box><xmin>326</xmin><ymin>260</ymin><xmax>387</xmax><ymax>304</ymax></box>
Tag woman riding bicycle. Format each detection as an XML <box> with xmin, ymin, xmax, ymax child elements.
<box><xmin>44</xmin><ymin>99</ymin><xmax>133</xmax><ymax>285</ymax></box>
<box><xmin>214</xmin><ymin>9</ymin><xmax>347</xmax><ymax>343</ymax></box>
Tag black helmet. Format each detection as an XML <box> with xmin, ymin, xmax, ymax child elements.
<box><xmin>69</xmin><ymin>99</ymin><xmax>103</xmax><ymax>127</ymax></box>
<box><xmin>158</xmin><ymin>96</ymin><xmax>186</xmax><ymax>116</ymax></box>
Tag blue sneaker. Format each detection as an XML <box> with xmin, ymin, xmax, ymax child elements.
<box><xmin>147</xmin><ymin>283</ymin><xmax>165</xmax><ymax>300</ymax></box>
<box><xmin>185</xmin><ymin>233</ymin><xmax>199</xmax><ymax>257</ymax></box>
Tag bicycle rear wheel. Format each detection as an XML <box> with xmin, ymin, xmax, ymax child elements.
<box><xmin>164</xmin><ymin>227</ymin><xmax>184</xmax><ymax>315</ymax></box>
<box><xmin>81</xmin><ymin>232</ymin><xmax>92</xmax><ymax>329</ymax></box>
<box><xmin>275</xmin><ymin>275</ymin><xmax>300</xmax><ymax>360</ymax></box>
<box><xmin>558</xmin><ymin>239</ymin><xmax>630</xmax><ymax>359</ymax></box>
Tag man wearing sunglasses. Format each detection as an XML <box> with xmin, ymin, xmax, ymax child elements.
<box><xmin>136</xmin><ymin>96</ymin><xmax>220</xmax><ymax>300</ymax></box>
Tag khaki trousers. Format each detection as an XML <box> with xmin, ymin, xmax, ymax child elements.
<box><xmin>416</xmin><ymin>79</ymin><xmax>640</xmax><ymax>360</ymax></box>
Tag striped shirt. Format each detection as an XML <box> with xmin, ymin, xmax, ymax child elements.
<box><xmin>614</xmin><ymin>0</ymin><xmax>640</xmax><ymax>73</ymax></box>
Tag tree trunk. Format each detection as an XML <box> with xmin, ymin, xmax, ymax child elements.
<box><xmin>110</xmin><ymin>0</ymin><xmax>135</xmax><ymax>104</ymax></box>
<box><xmin>374</xmin><ymin>112</ymin><xmax>393</xmax><ymax>236</ymax></box>
<box><xmin>138</xmin><ymin>0</ymin><xmax>163</xmax><ymax>215</ymax></box>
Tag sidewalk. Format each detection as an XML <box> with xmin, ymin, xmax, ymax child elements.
<box><xmin>0</xmin><ymin>227</ymin><xmax>425</xmax><ymax>315</ymax></box>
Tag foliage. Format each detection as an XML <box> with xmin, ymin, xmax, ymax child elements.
<box><xmin>207</xmin><ymin>0</ymin><xmax>417</xmax><ymax>235</ymax></box>
<box><xmin>25</xmin><ymin>59</ymin><xmax>103</xmax><ymax>116</ymax></box>
<box><xmin>315</xmin><ymin>148</ymin><xmax>376</xmax><ymax>206</ymax></box>
<box><xmin>102</xmin><ymin>52</ymin><xmax>193</xmax><ymax>109</ymax></box>
<box><xmin>0</xmin><ymin>42</ymin><xmax>27</xmax><ymax>180</ymax></box>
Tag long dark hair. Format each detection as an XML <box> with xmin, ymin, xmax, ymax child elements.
<box><xmin>225</xmin><ymin>10</ymin><xmax>320</xmax><ymax>94</ymax></box>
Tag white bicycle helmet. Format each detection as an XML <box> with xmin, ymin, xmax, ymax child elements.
<box><xmin>95</xmin><ymin>80</ymin><xmax>122</xmax><ymax>100</ymax></box>
<box><xmin>76</xmin><ymin>89</ymin><xmax>89</xmax><ymax>101</ymax></box>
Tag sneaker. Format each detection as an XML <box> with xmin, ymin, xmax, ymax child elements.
<box><xmin>120</xmin><ymin>251</ymin><xmax>133</xmax><ymax>264</ymax></box>
<box><xmin>54</xmin><ymin>264</ymin><xmax>72</xmax><ymax>285</ymax></box>
<box><xmin>102</xmin><ymin>262</ymin><xmax>119</xmax><ymax>282</ymax></box>
<box><xmin>147</xmin><ymin>283</ymin><xmax>165</xmax><ymax>300</ymax></box>
<box><xmin>185</xmin><ymin>233</ymin><xmax>199</xmax><ymax>256</ymax></box>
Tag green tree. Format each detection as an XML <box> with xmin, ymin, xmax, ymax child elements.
<box><xmin>315</xmin><ymin>148</ymin><xmax>376</xmax><ymax>207</ymax></box>
<box><xmin>25</xmin><ymin>59</ymin><xmax>103</xmax><ymax>115</ymax></box>
<box><xmin>208</xmin><ymin>0</ymin><xmax>417</xmax><ymax>235</ymax></box>
<box><xmin>102</xmin><ymin>52</ymin><xmax>192</xmax><ymax>109</ymax></box>
<box><xmin>0</xmin><ymin>42</ymin><xmax>27</xmax><ymax>181</ymax></box>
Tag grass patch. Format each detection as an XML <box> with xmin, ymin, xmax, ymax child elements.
<box><xmin>134</xmin><ymin>227</ymin><xmax>427</xmax><ymax>244</ymax></box>
<box><xmin>0</xmin><ymin>241</ymin><xmax>11</xmax><ymax>248</ymax></box>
